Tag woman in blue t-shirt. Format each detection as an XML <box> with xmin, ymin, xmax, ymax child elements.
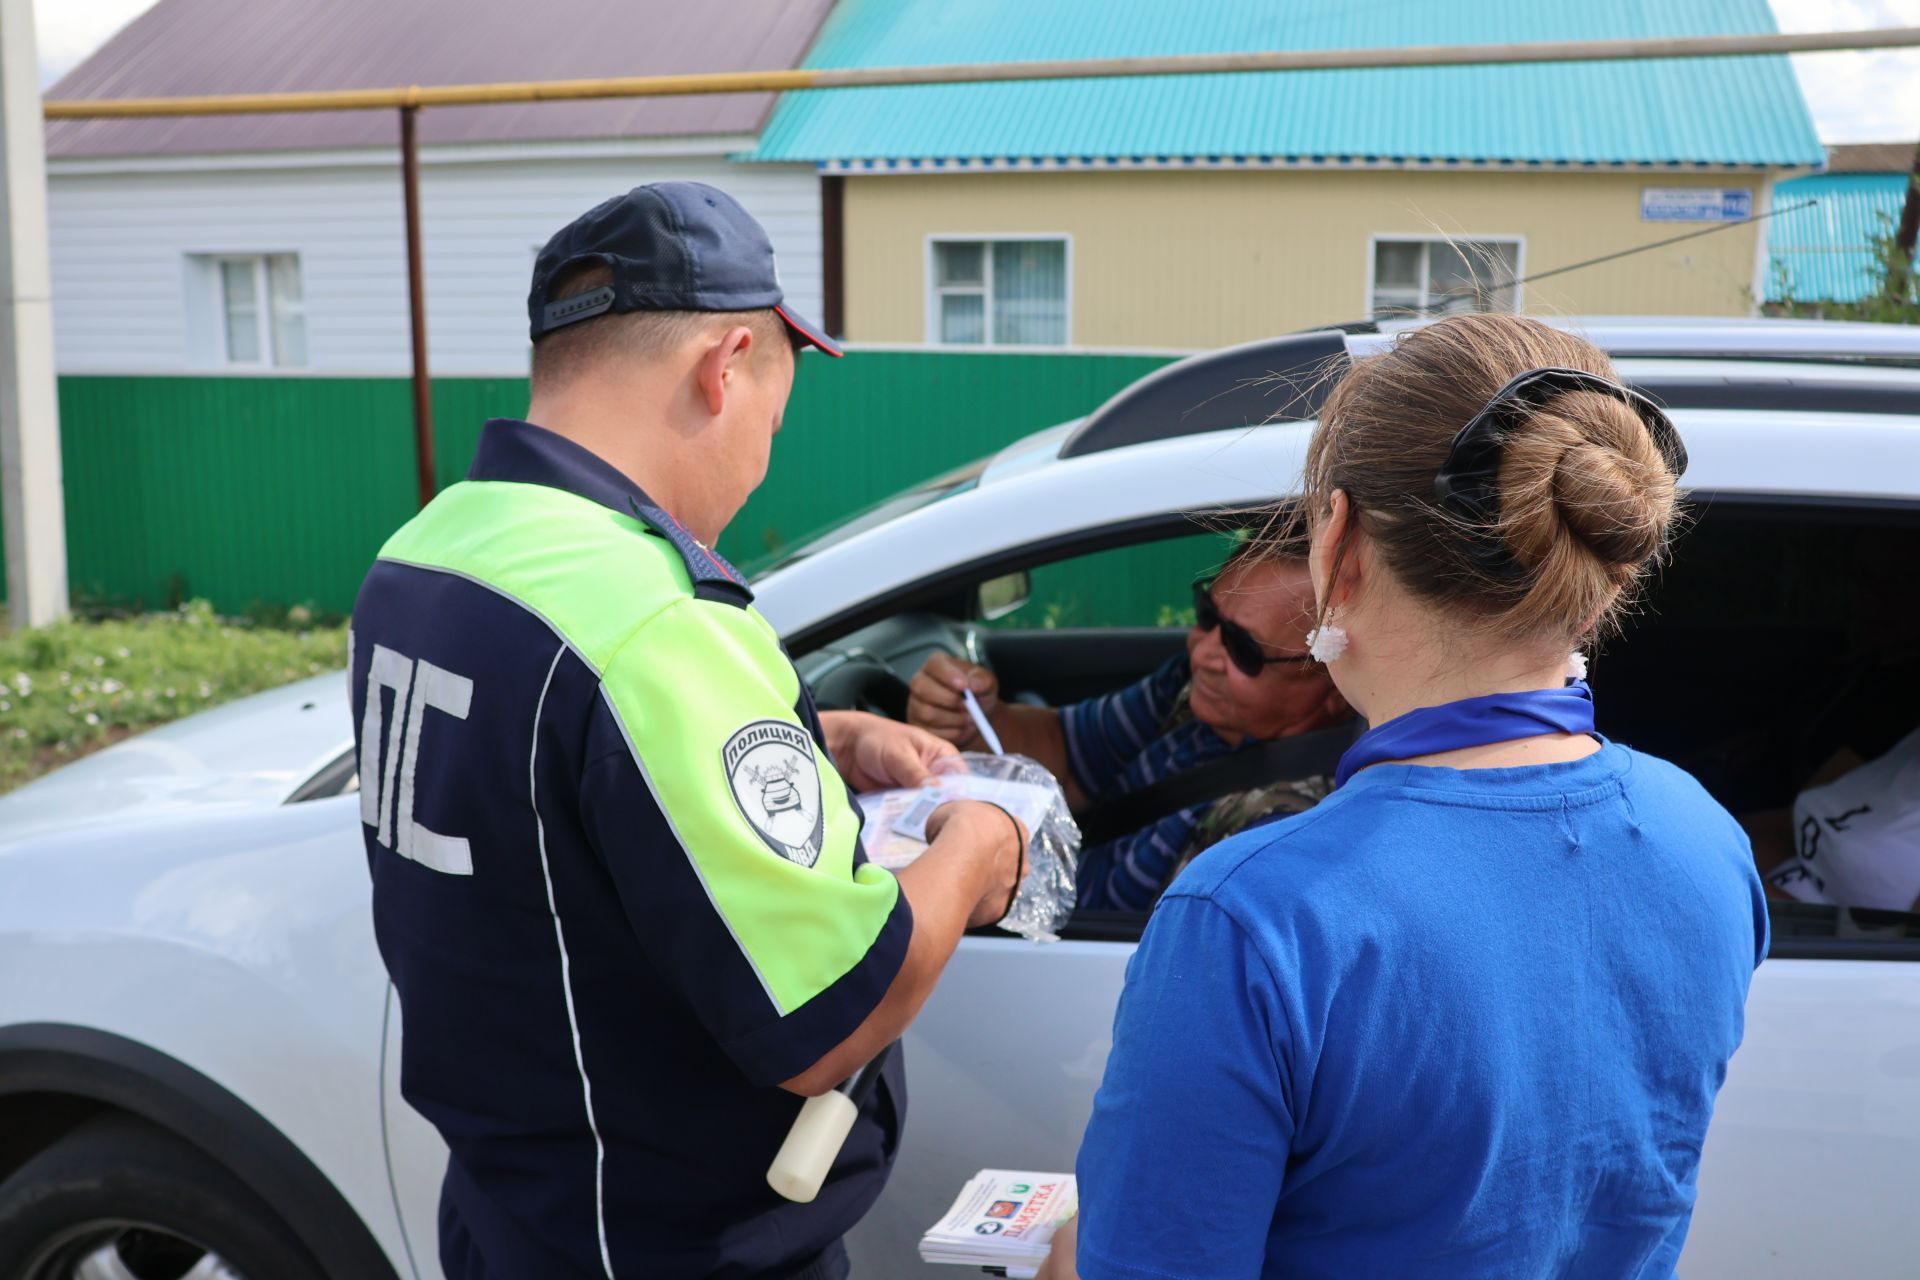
<box><xmin>1040</xmin><ymin>314</ymin><xmax>1768</xmax><ymax>1280</ymax></box>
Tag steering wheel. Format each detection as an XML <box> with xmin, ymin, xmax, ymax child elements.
<box><xmin>811</xmin><ymin>654</ymin><xmax>913</xmax><ymax>720</ymax></box>
<box><xmin>806</xmin><ymin>614</ymin><xmax>987</xmax><ymax>721</ymax></box>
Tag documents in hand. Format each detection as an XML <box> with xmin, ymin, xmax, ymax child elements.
<box><xmin>857</xmin><ymin>775</ymin><xmax>1054</xmax><ymax>870</ymax></box>
<box><xmin>919</xmin><ymin>1169</ymin><xmax>1076</xmax><ymax>1277</ymax></box>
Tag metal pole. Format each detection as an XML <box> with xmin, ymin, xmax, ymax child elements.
<box><xmin>821</xmin><ymin>174</ymin><xmax>844</xmax><ymax>337</ymax></box>
<box><xmin>41</xmin><ymin>26</ymin><xmax>1920</xmax><ymax>120</ymax></box>
<box><xmin>1</xmin><ymin>0</ymin><xmax>68</xmax><ymax>627</ymax></box>
<box><xmin>400</xmin><ymin>106</ymin><xmax>435</xmax><ymax>509</ymax></box>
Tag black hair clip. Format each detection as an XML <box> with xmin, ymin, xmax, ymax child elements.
<box><xmin>1431</xmin><ymin>365</ymin><xmax>1687</xmax><ymax>577</ymax></box>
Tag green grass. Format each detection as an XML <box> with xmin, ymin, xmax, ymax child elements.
<box><xmin>0</xmin><ymin>601</ymin><xmax>348</xmax><ymax>796</ymax></box>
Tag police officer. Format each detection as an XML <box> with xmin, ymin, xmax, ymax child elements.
<box><xmin>350</xmin><ymin>182</ymin><xmax>1025</xmax><ymax>1280</ymax></box>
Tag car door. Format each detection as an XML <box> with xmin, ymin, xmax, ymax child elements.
<box><xmin>1681</xmin><ymin>912</ymin><xmax>1920</xmax><ymax>1278</ymax></box>
<box><xmin>383</xmin><ymin>982</ymin><xmax>449</xmax><ymax>1279</ymax></box>
<box><xmin>841</xmin><ymin>535</ymin><xmax>1224</xmax><ymax>1273</ymax></box>
<box><xmin>848</xmin><ymin>497</ymin><xmax>1920</xmax><ymax>1277</ymax></box>
<box><xmin>844</xmin><ymin>931</ymin><xmax>1137</xmax><ymax>1275</ymax></box>
<box><xmin>1627</xmin><ymin>499</ymin><xmax>1920</xmax><ymax>1278</ymax></box>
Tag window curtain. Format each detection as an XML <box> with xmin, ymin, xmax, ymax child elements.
<box><xmin>992</xmin><ymin>241</ymin><xmax>1067</xmax><ymax>344</ymax></box>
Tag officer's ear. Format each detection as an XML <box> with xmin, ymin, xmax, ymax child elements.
<box><xmin>696</xmin><ymin>324</ymin><xmax>757</xmax><ymax>417</ymax></box>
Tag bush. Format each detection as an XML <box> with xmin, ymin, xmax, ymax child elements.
<box><xmin>0</xmin><ymin>600</ymin><xmax>348</xmax><ymax>795</ymax></box>
<box><xmin>1767</xmin><ymin>192</ymin><xmax>1920</xmax><ymax>324</ymax></box>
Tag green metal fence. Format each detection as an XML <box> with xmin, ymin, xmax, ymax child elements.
<box><xmin>1</xmin><ymin>350</ymin><xmax>1176</xmax><ymax>617</ymax></box>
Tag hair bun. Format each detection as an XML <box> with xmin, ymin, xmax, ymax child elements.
<box><xmin>1550</xmin><ymin>437</ymin><xmax>1668</xmax><ymax>566</ymax></box>
<box><xmin>1298</xmin><ymin>313</ymin><xmax>1679</xmax><ymax>644</ymax></box>
<box><xmin>1498</xmin><ymin>392</ymin><xmax>1675</xmax><ymax>578</ymax></box>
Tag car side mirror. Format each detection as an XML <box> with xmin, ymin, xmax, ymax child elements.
<box><xmin>976</xmin><ymin>570</ymin><xmax>1031</xmax><ymax>622</ymax></box>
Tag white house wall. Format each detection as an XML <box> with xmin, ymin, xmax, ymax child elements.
<box><xmin>46</xmin><ymin>151</ymin><xmax>821</xmax><ymax>376</ymax></box>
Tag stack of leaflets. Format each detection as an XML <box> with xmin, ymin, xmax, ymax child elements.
<box><xmin>857</xmin><ymin>775</ymin><xmax>1056</xmax><ymax>871</ymax></box>
<box><xmin>919</xmin><ymin>1169</ymin><xmax>1077</xmax><ymax>1277</ymax></box>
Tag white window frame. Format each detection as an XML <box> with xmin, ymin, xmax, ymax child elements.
<box><xmin>208</xmin><ymin>252</ymin><xmax>305</xmax><ymax>370</ymax></box>
<box><xmin>1365</xmin><ymin>234</ymin><xmax>1527</xmax><ymax>319</ymax></box>
<box><xmin>924</xmin><ymin>234</ymin><xmax>1074</xmax><ymax>347</ymax></box>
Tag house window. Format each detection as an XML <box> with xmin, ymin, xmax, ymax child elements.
<box><xmin>213</xmin><ymin>254</ymin><xmax>306</xmax><ymax>367</ymax></box>
<box><xmin>1370</xmin><ymin>238</ymin><xmax>1521</xmax><ymax>319</ymax></box>
<box><xmin>929</xmin><ymin>238</ymin><xmax>1069</xmax><ymax>345</ymax></box>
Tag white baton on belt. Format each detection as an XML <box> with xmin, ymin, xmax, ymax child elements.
<box><xmin>767</xmin><ymin>1041</ymin><xmax>895</xmax><ymax>1203</ymax></box>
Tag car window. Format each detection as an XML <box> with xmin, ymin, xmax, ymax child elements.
<box><xmin>802</xmin><ymin>497</ymin><xmax>1920</xmax><ymax>955</ymax></box>
<box><xmin>744</xmin><ymin>459</ymin><xmax>988</xmax><ymax>578</ymax></box>
<box><xmin>286</xmin><ymin>747</ymin><xmax>359</xmax><ymax>803</ymax></box>
<box><xmin>1767</xmin><ymin>901</ymin><xmax>1920</xmax><ymax>960</ymax></box>
<box><xmin>980</xmin><ymin>501</ymin><xmax>1920</xmax><ymax>953</ymax></box>
<box><xmin>982</xmin><ymin>532</ymin><xmax>1236</xmax><ymax>630</ymax></box>
<box><xmin>1608</xmin><ymin>501</ymin><xmax>1920</xmax><ymax>959</ymax></box>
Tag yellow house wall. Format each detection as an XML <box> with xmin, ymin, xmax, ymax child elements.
<box><xmin>842</xmin><ymin>169</ymin><xmax>1770</xmax><ymax>348</ymax></box>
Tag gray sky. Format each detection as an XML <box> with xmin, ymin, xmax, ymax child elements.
<box><xmin>31</xmin><ymin>0</ymin><xmax>1920</xmax><ymax>145</ymax></box>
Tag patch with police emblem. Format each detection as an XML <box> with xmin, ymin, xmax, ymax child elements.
<box><xmin>723</xmin><ymin>720</ymin><xmax>826</xmax><ymax>868</ymax></box>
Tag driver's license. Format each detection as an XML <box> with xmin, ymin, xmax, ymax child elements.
<box><xmin>893</xmin><ymin>789</ymin><xmax>943</xmax><ymax>843</ymax></box>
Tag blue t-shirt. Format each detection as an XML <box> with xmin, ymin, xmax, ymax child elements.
<box><xmin>1076</xmin><ymin>744</ymin><xmax>1768</xmax><ymax>1280</ymax></box>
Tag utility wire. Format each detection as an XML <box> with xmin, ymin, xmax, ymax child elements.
<box><xmin>1504</xmin><ymin>197</ymin><xmax>1815</xmax><ymax>291</ymax></box>
<box><xmin>1411</xmin><ymin>198</ymin><xmax>1819</xmax><ymax>315</ymax></box>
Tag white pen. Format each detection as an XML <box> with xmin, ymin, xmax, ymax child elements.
<box><xmin>962</xmin><ymin>687</ymin><xmax>1005</xmax><ymax>755</ymax></box>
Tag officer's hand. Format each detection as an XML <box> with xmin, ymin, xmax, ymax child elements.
<box><xmin>907</xmin><ymin>653</ymin><xmax>1000</xmax><ymax>747</ymax></box>
<box><xmin>926</xmin><ymin>800</ymin><xmax>1027</xmax><ymax>929</ymax></box>
<box><xmin>820</xmin><ymin>710</ymin><xmax>957</xmax><ymax>792</ymax></box>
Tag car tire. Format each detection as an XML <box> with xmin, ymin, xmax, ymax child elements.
<box><xmin>0</xmin><ymin>1114</ymin><xmax>329</xmax><ymax>1280</ymax></box>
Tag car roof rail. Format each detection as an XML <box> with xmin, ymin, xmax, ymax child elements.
<box><xmin>1058</xmin><ymin>330</ymin><xmax>1351</xmax><ymax>460</ymax></box>
<box><xmin>1630</xmin><ymin>371</ymin><xmax>1920</xmax><ymax>416</ymax></box>
<box><xmin>1356</xmin><ymin>316</ymin><xmax>1920</xmax><ymax>365</ymax></box>
<box><xmin>1059</xmin><ymin>318</ymin><xmax>1920</xmax><ymax>464</ymax></box>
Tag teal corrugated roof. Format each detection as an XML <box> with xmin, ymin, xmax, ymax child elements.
<box><xmin>1764</xmin><ymin>172</ymin><xmax>1913</xmax><ymax>303</ymax></box>
<box><xmin>748</xmin><ymin>0</ymin><xmax>1823</xmax><ymax>167</ymax></box>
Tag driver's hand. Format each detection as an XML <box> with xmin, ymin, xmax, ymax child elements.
<box><xmin>821</xmin><ymin>711</ymin><xmax>956</xmax><ymax>792</ymax></box>
<box><xmin>907</xmin><ymin>653</ymin><xmax>1000</xmax><ymax>747</ymax></box>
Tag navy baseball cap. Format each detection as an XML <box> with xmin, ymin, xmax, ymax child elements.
<box><xmin>528</xmin><ymin>181</ymin><xmax>842</xmax><ymax>356</ymax></box>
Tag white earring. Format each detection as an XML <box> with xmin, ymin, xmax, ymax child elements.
<box><xmin>1307</xmin><ymin>618</ymin><xmax>1349</xmax><ymax>663</ymax></box>
<box><xmin>1567</xmin><ymin>650</ymin><xmax>1589</xmax><ymax>680</ymax></box>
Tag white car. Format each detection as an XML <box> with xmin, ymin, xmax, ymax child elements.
<box><xmin>2</xmin><ymin>318</ymin><xmax>1917</xmax><ymax>1280</ymax></box>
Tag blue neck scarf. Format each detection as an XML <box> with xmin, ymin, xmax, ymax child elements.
<box><xmin>1335</xmin><ymin>680</ymin><xmax>1597</xmax><ymax>788</ymax></box>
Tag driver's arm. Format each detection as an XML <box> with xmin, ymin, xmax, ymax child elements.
<box><xmin>981</xmin><ymin>704</ymin><xmax>1088</xmax><ymax>810</ymax></box>
<box><xmin>908</xmin><ymin>653</ymin><xmax>1089</xmax><ymax>809</ymax></box>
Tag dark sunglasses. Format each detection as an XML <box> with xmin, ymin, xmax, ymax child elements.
<box><xmin>1192</xmin><ymin>580</ymin><xmax>1317</xmax><ymax>678</ymax></box>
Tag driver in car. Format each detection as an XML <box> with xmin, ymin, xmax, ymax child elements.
<box><xmin>908</xmin><ymin>537</ymin><xmax>1355</xmax><ymax>910</ymax></box>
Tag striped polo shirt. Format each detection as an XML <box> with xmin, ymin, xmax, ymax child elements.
<box><xmin>1065</xmin><ymin>653</ymin><xmax>1241</xmax><ymax>911</ymax></box>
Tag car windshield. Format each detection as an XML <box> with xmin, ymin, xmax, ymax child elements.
<box><xmin>744</xmin><ymin>458</ymin><xmax>988</xmax><ymax>578</ymax></box>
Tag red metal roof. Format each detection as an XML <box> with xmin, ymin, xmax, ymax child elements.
<box><xmin>45</xmin><ymin>0</ymin><xmax>837</xmax><ymax>159</ymax></box>
<box><xmin>1824</xmin><ymin>142</ymin><xmax>1918</xmax><ymax>174</ymax></box>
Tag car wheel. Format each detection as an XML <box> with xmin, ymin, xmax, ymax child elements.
<box><xmin>0</xmin><ymin>1115</ymin><xmax>328</xmax><ymax>1280</ymax></box>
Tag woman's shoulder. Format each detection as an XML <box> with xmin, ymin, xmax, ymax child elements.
<box><xmin>1167</xmin><ymin>781</ymin><xmax>1380</xmax><ymax>908</ymax></box>
<box><xmin>1612</xmin><ymin>744</ymin><xmax>1744</xmax><ymax>829</ymax></box>
<box><xmin>1168</xmin><ymin>743</ymin><xmax>1739</xmax><ymax>904</ymax></box>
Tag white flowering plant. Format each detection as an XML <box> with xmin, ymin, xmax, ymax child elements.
<box><xmin>0</xmin><ymin>600</ymin><xmax>347</xmax><ymax>794</ymax></box>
